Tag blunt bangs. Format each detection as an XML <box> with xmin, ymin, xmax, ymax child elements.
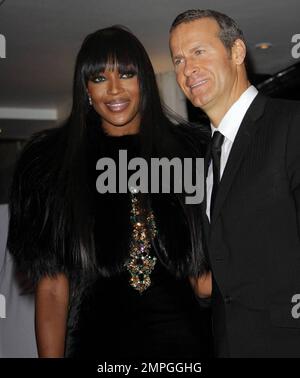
<box><xmin>80</xmin><ymin>28</ymin><xmax>141</xmax><ymax>85</ymax></box>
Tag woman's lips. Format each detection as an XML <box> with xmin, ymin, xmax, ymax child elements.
<box><xmin>105</xmin><ymin>100</ymin><xmax>130</xmax><ymax>112</ymax></box>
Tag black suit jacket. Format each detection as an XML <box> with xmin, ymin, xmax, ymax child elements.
<box><xmin>203</xmin><ymin>93</ymin><xmax>300</xmax><ymax>357</ymax></box>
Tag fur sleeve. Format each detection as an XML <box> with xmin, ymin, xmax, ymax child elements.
<box><xmin>7</xmin><ymin>127</ymin><xmax>69</xmax><ymax>286</ymax></box>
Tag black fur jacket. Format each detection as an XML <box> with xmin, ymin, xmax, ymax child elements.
<box><xmin>7</xmin><ymin>124</ymin><xmax>209</xmax><ymax>287</ymax></box>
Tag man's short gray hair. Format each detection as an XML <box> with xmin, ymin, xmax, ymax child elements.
<box><xmin>170</xmin><ymin>9</ymin><xmax>245</xmax><ymax>52</ymax></box>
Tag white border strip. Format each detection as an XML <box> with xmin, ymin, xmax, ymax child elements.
<box><xmin>0</xmin><ymin>107</ymin><xmax>58</xmax><ymax>120</ymax></box>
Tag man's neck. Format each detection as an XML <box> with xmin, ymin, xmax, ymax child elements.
<box><xmin>209</xmin><ymin>81</ymin><xmax>251</xmax><ymax>127</ymax></box>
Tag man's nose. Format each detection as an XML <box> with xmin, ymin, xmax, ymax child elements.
<box><xmin>183</xmin><ymin>58</ymin><xmax>199</xmax><ymax>77</ymax></box>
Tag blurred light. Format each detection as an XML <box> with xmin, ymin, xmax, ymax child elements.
<box><xmin>255</xmin><ymin>42</ymin><xmax>273</xmax><ymax>50</ymax></box>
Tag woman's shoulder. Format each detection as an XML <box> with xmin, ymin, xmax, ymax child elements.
<box><xmin>167</xmin><ymin>121</ymin><xmax>210</xmax><ymax>157</ymax></box>
<box><xmin>14</xmin><ymin>126</ymin><xmax>65</xmax><ymax>185</ymax></box>
<box><xmin>174</xmin><ymin>122</ymin><xmax>210</xmax><ymax>142</ymax></box>
<box><xmin>20</xmin><ymin>126</ymin><xmax>64</xmax><ymax>163</ymax></box>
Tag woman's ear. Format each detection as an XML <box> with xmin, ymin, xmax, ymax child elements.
<box><xmin>86</xmin><ymin>91</ymin><xmax>92</xmax><ymax>106</ymax></box>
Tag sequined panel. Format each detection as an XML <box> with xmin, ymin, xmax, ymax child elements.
<box><xmin>125</xmin><ymin>190</ymin><xmax>157</xmax><ymax>293</ymax></box>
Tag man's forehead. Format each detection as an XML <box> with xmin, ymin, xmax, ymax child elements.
<box><xmin>170</xmin><ymin>18</ymin><xmax>220</xmax><ymax>39</ymax></box>
<box><xmin>169</xmin><ymin>18</ymin><xmax>220</xmax><ymax>54</ymax></box>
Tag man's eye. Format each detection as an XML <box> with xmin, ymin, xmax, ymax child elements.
<box><xmin>195</xmin><ymin>49</ymin><xmax>205</xmax><ymax>56</ymax></box>
<box><xmin>174</xmin><ymin>58</ymin><xmax>182</xmax><ymax>66</ymax></box>
<box><xmin>120</xmin><ymin>72</ymin><xmax>135</xmax><ymax>79</ymax></box>
<box><xmin>92</xmin><ymin>75</ymin><xmax>106</xmax><ymax>83</ymax></box>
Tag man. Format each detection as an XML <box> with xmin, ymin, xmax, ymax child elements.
<box><xmin>169</xmin><ymin>9</ymin><xmax>300</xmax><ymax>357</ymax></box>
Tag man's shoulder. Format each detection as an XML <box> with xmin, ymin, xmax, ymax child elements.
<box><xmin>264</xmin><ymin>95</ymin><xmax>300</xmax><ymax>115</ymax></box>
<box><xmin>257</xmin><ymin>96</ymin><xmax>300</xmax><ymax>139</ymax></box>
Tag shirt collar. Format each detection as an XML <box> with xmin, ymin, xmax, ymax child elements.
<box><xmin>211</xmin><ymin>85</ymin><xmax>258</xmax><ymax>143</ymax></box>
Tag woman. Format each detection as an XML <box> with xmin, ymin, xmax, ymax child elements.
<box><xmin>7</xmin><ymin>26</ymin><xmax>212</xmax><ymax>359</ymax></box>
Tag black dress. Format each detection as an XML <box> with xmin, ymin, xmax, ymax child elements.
<box><xmin>65</xmin><ymin>133</ymin><xmax>212</xmax><ymax>359</ymax></box>
<box><xmin>8</xmin><ymin>128</ymin><xmax>213</xmax><ymax>360</ymax></box>
<box><xmin>67</xmin><ymin>262</ymin><xmax>212</xmax><ymax>359</ymax></box>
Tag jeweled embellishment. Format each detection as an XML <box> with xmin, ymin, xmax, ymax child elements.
<box><xmin>125</xmin><ymin>192</ymin><xmax>157</xmax><ymax>293</ymax></box>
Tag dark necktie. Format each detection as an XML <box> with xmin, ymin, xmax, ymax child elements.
<box><xmin>210</xmin><ymin>131</ymin><xmax>224</xmax><ymax>219</ymax></box>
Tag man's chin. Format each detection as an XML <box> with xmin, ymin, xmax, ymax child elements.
<box><xmin>191</xmin><ymin>97</ymin><xmax>207</xmax><ymax>109</ymax></box>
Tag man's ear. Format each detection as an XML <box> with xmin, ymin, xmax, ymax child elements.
<box><xmin>232</xmin><ymin>39</ymin><xmax>247</xmax><ymax>65</ymax></box>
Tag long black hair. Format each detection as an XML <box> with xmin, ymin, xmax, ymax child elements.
<box><xmin>8</xmin><ymin>26</ymin><xmax>209</xmax><ymax>285</ymax></box>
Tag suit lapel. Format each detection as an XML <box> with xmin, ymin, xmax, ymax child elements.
<box><xmin>201</xmin><ymin>192</ymin><xmax>210</xmax><ymax>244</ymax></box>
<box><xmin>203</xmin><ymin>130</ymin><xmax>213</xmax><ymax>209</ymax></box>
<box><xmin>210</xmin><ymin>93</ymin><xmax>268</xmax><ymax>225</ymax></box>
<box><xmin>201</xmin><ymin>142</ymin><xmax>211</xmax><ymax>263</ymax></box>
<box><xmin>202</xmin><ymin>138</ymin><xmax>212</xmax><ymax>236</ymax></box>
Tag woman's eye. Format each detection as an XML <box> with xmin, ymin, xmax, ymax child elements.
<box><xmin>120</xmin><ymin>72</ymin><xmax>135</xmax><ymax>79</ymax></box>
<box><xmin>92</xmin><ymin>75</ymin><xmax>106</xmax><ymax>83</ymax></box>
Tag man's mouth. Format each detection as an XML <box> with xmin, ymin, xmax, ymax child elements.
<box><xmin>189</xmin><ymin>79</ymin><xmax>209</xmax><ymax>90</ymax></box>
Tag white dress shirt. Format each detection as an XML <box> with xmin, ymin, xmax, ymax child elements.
<box><xmin>206</xmin><ymin>85</ymin><xmax>258</xmax><ymax>220</ymax></box>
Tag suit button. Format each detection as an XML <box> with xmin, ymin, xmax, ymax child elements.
<box><xmin>224</xmin><ymin>296</ymin><xmax>232</xmax><ymax>304</ymax></box>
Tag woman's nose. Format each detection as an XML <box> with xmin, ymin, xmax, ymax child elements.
<box><xmin>107</xmin><ymin>77</ymin><xmax>124</xmax><ymax>95</ymax></box>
